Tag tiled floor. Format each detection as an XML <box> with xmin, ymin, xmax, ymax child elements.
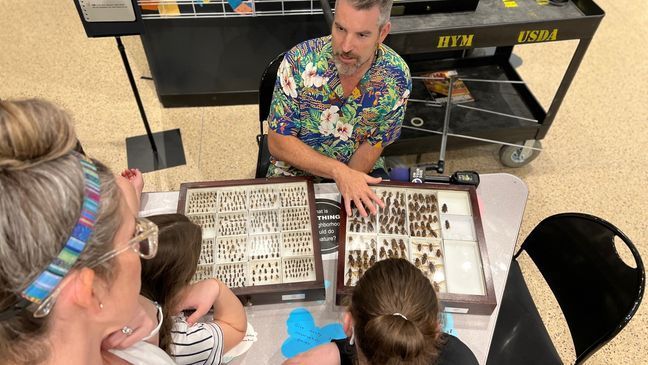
<box><xmin>1</xmin><ymin>0</ymin><xmax>647</xmax><ymax>363</ymax></box>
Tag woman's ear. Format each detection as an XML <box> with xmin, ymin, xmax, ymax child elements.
<box><xmin>342</xmin><ymin>312</ymin><xmax>354</xmax><ymax>336</ymax></box>
<box><xmin>71</xmin><ymin>267</ymin><xmax>103</xmax><ymax>313</ymax></box>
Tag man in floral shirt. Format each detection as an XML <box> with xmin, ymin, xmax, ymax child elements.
<box><xmin>267</xmin><ymin>0</ymin><xmax>411</xmax><ymax>217</ymax></box>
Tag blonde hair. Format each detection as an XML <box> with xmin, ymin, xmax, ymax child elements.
<box><xmin>349</xmin><ymin>258</ymin><xmax>441</xmax><ymax>365</ymax></box>
<box><xmin>0</xmin><ymin>99</ymin><xmax>123</xmax><ymax>364</ymax></box>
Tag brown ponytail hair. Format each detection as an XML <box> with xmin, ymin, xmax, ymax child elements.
<box><xmin>349</xmin><ymin>258</ymin><xmax>441</xmax><ymax>365</ymax></box>
<box><xmin>140</xmin><ymin>214</ymin><xmax>202</xmax><ymax>355</ymax></box>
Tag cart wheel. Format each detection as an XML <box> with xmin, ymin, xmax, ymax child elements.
<box><xmin>499</xmin><ymin>140</ymin><xmax>542</xmax><ymax>168</ymax></box>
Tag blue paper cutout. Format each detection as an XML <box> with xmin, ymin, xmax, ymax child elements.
<box><xmin>281</xmin><ymin>307</ymin><xmax>346</xmax><ymax>358</ymax></box>
<box><xmin>441</xmin><ymin>312</ymin><xmax>457</xmax><ymax>336</ymax></box>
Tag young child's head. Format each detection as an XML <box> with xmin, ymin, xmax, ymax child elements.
<box><xmin>140</xmin><ymin>214</ymin><xmax>202</xmax><ymax>352</ymax></box>
<box><xmin>346</xmin><ymin>258</ymin><xmax>441</xmax><ymax>365</ymax></box>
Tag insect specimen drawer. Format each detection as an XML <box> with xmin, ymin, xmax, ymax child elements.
<box><xmin>178</xmin><ymin>177</ymin><xmax>325</xmax><ymax>305</ymax></box>
<box><xmin>336</xmin><ymin>182</ymin><xmax>496</xmax><ymax>314</ymax></box>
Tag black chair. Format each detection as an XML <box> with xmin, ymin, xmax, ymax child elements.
<box><xmin>255</xmin><ymin>52</ymin><xmax>285</xmax><ymax>178</ymax></box>
<box><xmin>487</xmin><ymin>213</ymin><xmax>645</xmax><ymax>365</ymax></box>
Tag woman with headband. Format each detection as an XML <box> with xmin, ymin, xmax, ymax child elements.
<box><xmin>283</xmin><ymin>258</ymin><xmax>478</xmax><ymax>365</ymax></box>
<box><xmin>0</xmin><ymin>99</ymin><xmax>171</xmax><ymax>364</ymax></box>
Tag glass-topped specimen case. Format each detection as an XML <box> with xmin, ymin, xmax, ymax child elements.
<box><xmin>336</xmin><ymin>182</ymin><xmax>496</xmax><ymax>315</ymax></box>
<box><xmin>178</xmin><ymin>177</ymin><xmax>324</xmax><ymax>305</ymax></box>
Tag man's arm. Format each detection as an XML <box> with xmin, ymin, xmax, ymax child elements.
<box><xmin>268</xmin><ymin>129</ymin><xmax>345</xmax><ymax>180</ymax></box>
<box><xmin>348</xmin><ymin>142</ymin><xmax>383</xmax><ymax>173</ymax></box>
<box><xmin>269</xmin><ymin>131</ymin><xmax>384</xmax><ymax>216</ymax></box>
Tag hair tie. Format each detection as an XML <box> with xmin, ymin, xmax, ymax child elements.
<box><xmin>393</xmin><ymin>312</ymin><xmax>408</xmax><ymax>320</ymax></box>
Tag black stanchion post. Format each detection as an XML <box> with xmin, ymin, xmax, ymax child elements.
<box><xmin>115</xmin><ymin>36</ymin><xmax>158</xmax><ymax>155</ymax></box>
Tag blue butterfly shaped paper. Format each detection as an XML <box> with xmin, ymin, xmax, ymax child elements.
<box><xmin>441</xmin><ymin>312</ymin><xmax>458</xmax><ymax>336</ymax></box>
<box><xmin>281</xmin><ymin>307</ymin><xmax>346</xmax><ymax>358</ymax></box>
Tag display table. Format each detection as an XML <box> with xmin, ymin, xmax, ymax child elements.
<box><xmin>140</xmin><ymin>173</ymin><xmax>528</xmax><ymax>364</ymax></box>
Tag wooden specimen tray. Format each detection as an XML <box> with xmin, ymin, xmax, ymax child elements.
<box><xmin>178</xmin><ymin>177</ymin><xmax>325</xmax><ymax>305</ymax></box>
<box><xmin>336</xmin><ymin>181</ymin><xmax>496</xmax><ymax>315</ymax></box>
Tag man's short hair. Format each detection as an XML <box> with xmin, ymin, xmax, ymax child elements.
<box><xmin>339</xmin><ymin>0</ymin><xmax>394</xmax><ymax>28</ymax></box>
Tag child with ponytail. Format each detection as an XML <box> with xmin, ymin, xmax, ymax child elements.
<box><xmin>283</xmin><ymin>258</ymin><xmax>478</xmax><ymax>365</ymax></box>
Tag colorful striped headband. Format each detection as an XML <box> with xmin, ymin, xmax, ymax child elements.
<box><xmin>0</xmin><ymin>152</ymin><xmax>100</xmax><ymax>320</ymax></box>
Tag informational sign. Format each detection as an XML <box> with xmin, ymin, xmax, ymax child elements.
<box><xmin>316</xmin><ymin>197</ymin><xmax>341</xmax><ymax>259</ymax></box>
<box><xmin>73</xmin><ymin>0</ymin><xmax>144</xmax><ymax>37</ymax></box>
<box><xmin>79</xmin><ymin>0</ymin><xmax>135</xmax><ymax>22</ymax></box>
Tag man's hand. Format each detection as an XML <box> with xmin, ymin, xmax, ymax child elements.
<box><xmin>334</xmin><ymin>165</ymin><xmax>384</xmax><ymax>217</ymax></box>
<box><xmin>173</xmin><ymin>279</ymin><xmax>222</xmax><ymax>325</ymax></box>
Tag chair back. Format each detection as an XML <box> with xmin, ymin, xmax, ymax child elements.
<box><xmin>258</xmin><ymin>52</ymin><xmax>286</xmax><ymax>132</ymax></box>
<box><xmin>255</xmin><ymin>52</ymin><xmax>286</xmax><ymax>178</ymax></box>
<box><xmin>516</xmin><ymin>213</ymin><xmax>645</xmax><ymax>364</ymax></box>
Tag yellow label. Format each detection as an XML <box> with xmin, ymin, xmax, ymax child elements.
<box><xmin>517</xmin><ymin>29</ymin><xmax>558</xmax><ymax>43</ymax></box>
<box><xmin>503</xmin><ymin>0</ymin><xmax>518</xmax><ymax>7</ymax></box>
<box><xmin>158</xmin><ymin>3</ymin><xmax>181</xmax><ymax>16</ymax></box>
<box><xmin>437</xmin><ymin>34</ymin><xmax>474</xmax><ymax>48</ymax></box>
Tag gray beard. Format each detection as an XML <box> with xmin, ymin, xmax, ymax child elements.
<box><xmin>333</xmin><ymin>50</ymin><xmax>375</xmax><ymax>77</ymax></box>
<box><xmin>334</xmin><ymin>58</ymin><xmax>360</xmax><ymax>76</ymax></box>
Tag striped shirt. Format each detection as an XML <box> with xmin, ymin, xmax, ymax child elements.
<box><xmin>170</xmin><ymin>313</ymin><xmax>225</xmax><ymax>365</ymax></box>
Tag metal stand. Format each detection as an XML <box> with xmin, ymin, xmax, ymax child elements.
<box><xmin>405</xmin><ymin>74</ymin><xmax>544</xmax><ymax>173</ymax></box>
<box><xmin>116</xmin><ymin>36</ymin><xmax>186</xmax><ymax>173</ymax></box>
<box><xmin>417</xmin><ymin>74</ymin><xmax>456</xmax><ymax>174</ymax></box>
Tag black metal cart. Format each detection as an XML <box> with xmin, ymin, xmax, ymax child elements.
<box><xmin>381</xmin><ymin>0</ymin><xmax>604</xmax><ymax>167</ymax></box>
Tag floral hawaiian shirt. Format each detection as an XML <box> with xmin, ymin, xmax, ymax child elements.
<box><xmin>266</xmin><ymin>35</ymin><xmax>411</xmax><ymax>177</ymax></box>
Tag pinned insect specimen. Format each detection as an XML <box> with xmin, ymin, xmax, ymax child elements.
<box><xmin>215</xmin><ymin>236</ymin><xmax>247</xmax><ymax>264</ymax></box>
<box><xmin>250</xmin><ymin>210</ymin><xmax>280</xmax><ymax>234</ymax></box>
<box><xmin>406</xmin><ymin>191</ymin><xmax>440</xmax><ymax>237</ymax></box>
<box><xmin>282</xmin><ymin>231</ymin><xmax>314</xmax><ymax>257</ymax></box>
<box><xmin>348</xmin><ymin>210</ymin><xmax>376</xmax><ymax>233</ymax></box>
<box><xmin>249</xmin><ymin>234</ymin><xmax>280</xmax><ymax>260</ymax></box>
<box><xmin>214</xmin><ymin>263</ymin><xmax>247</xmax><ymax>288</ymax></box>
<box><xmin>280</xmin><ymin>184</ymin><xmax>308</xmax><ymax>207</ymax></box>
<box><xmin>282</xmin><ymin>207</ymin><xmax>310</xmax><ymax>231</ymax></box>
<box><xmin>186</xmin><ymin>190</ymin><xmax>218</xmax><ymax>214</ymax></box>
<box><xmin>378</xmin><ymin>189</ymin><xmax>407</xmax><ymax>235</ymax></box>
<box><xmin>218</xmin><ymin>190</ymin><xmax>248</xmax><ymax>213</ymax></box>
<box><xmin>249</xmin><ymin>187</ymin><xmax>279</xmax><ymax>210</ymax></box>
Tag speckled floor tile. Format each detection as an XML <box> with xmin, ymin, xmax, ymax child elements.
<box><xmin>1</xmin><ymin>0</ymin><xmax>646</xmax><ymax>363</ymax></box>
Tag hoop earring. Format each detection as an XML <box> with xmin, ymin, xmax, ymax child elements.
<box><xmin>349</xmin><ymin>329</ymin><xmax>355</xmax><ymax>346</ymax></box>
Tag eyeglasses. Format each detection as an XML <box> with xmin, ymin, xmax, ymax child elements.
<box><xmin>31</xmin><ymin>217</ymin><xmax>159</xmax><ymax>318</ymax></box>
<box><xmin>89</xmin><ymin>217</ymin><xmax>159</xmax><ymax>267</ymax></box>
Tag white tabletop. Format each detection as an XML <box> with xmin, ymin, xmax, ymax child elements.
<box><xmin>140</xmin><ymin>173</ymin><xmax>528</xmax><ymax>365</ymax></box>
